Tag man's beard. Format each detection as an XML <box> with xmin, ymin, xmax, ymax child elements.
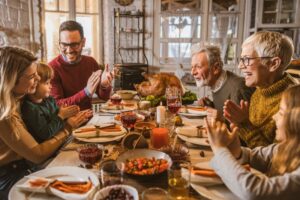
<box><xmin>196</xmin><ymin>79</ymin><xmax>207</xmax><ymax>87</ymax></box>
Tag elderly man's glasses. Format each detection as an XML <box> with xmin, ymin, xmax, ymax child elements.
<box><xmin>59</xmin><ymin>40</ymin><xmax>82</xmax><ymax>50</ymax></box>
<box><xmin>237</xmin><ymin>56</ymin><xmax>273</xmax><ymax>66</ymax></box>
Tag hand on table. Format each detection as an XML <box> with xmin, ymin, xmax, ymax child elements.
<box><xmin>198</xmin><ymin>97</ymin><xmax>214</xmax><ymax>107</ymax></box>
<box><xmin>223</xmin><ymin>100</ymin><xmax>249</xmax><ymax>125</ymax></box>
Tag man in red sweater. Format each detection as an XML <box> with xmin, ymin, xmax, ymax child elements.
<box><xmin>49</xmin><ymin>20</ymin><xmax>113</xmax><ymax>110</ymax></box>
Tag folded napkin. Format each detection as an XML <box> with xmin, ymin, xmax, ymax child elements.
<box><xmin>176</xmin><ymin>126</ymin><xmax>207</xmax><ymax>137</ymax></box>
<box><xmin>73</xmin><ymin>125</ymin><xmax>125</xmax><ymax>138</ymax></box>
<box><xmin>50</xmin><ymin>180</ymin><xmax>92</xmax><ymax>194</ymax></box>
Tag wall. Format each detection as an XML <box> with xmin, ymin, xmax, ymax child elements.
<box><xmin>0</xmin><ymin>0</ymin><xmax>41</xmax><ymax>55</ymax></box>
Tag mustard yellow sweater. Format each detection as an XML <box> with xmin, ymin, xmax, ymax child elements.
<box><xmin>239</xmin><ymin>73</ymin><xmax>296</xmax><ymax>148</ymax></box>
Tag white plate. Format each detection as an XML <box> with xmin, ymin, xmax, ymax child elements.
<box><xmin>190</xmin><ymin>161</ymin><xmax>223</xmax><ymax>186</ymax></box>
<box><xmin>179</xmin><ymin>111</ymin><xmax>207</xmax><ymax>117</ymax></box>
<box><xmin>177</xmin><ymin>134</ymin><xmax>210</xmax><ymax>147</ymax></box>
<box><xmin>93</xmin><ymin>184</ymin><xmax>138</xmax><ymax>200</ymax></box>
<box><xmin>75</xmin><ymin>133</ymin><xmax>126</xmax><ymax>143</ymax></box>
<box><xmin>191</xmin><ymin>183</ymin><xmax>240</xmax><ymax>200</ymax></box>
<box><xmin>100</xmin><ymin>103</ymin><xmax>136</xmax><ymax>114</ymax></box>
<box><xmin>9</xmin><ymin>166</ymin><xmax>99</xmax><ymax>200</ymax></box>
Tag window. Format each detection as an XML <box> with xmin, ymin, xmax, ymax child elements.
<box><xmin>44</xmin><ymin>0</ymin><xmax>100</xmax><ymax>62</ymax></box>
<box><xmin>155</xmin><ymin>0</ymin><xmax>244</xmax><ymax>70</ymax></box>
<box><xmin>159</xmin><ymin>0</ymin><xmax>202</xmax><ymax>65</ymax></box>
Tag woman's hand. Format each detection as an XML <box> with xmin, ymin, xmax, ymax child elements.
<box><xmin>58</xmin><ymin>105</ymin><xmax>80</xmax><ymax>120</ymax></box>
<box><xmin>66</xmin><ymin>109</ymin><xmax>93</xmax><ymax>129</ymax></box>
<box><xmin>205</xmin><ymin>118</ymin><xmax>240</xmax><ymax>157</ymax></box>
<box><xmin>223</xmin><ymin>99</ymin><xmax>249</xmax><ymax>125</ymax></box>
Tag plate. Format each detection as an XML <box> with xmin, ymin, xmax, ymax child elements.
<box><xmin>93</xmin><ymin>184</ymin><xmax>138</xmax><ymax>200</ymax></box>
<box><xmin>100</xmin><ymin>102</ymin><xmax>137</xmax><ymax>114</ymax></box>
<box><xmin>9</xmin><ymin>166</ymin><xmax>99</xmax><ymax>200</ymax></box>
<box><xmin>179</xmin><ymin>112</ymin><xmax>207</xmax><ymax>117</ymax></box>
<box><xmin>177</xmin><ymin>134</ymin><xmax>210</xmax><ymax>147</ymax></box>
<box><xmin>190</xmin><ymin>161</ymin><xmax>223</xmax><ymax>186</ymax></box>
<box><xmin>191</xmin><ymin>183</ymin><xmax>240</xmax><ymax>200</ymax></box>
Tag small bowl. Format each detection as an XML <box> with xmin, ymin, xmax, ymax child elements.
<box><xmin>159</xmin><ymin>144</ymin><xmax>189</xmax><ymax>161</ymax></box>
<box><xmin>93</xmin><ymin>184</ymin><xmax>138</xmax><ymax>200</ymax></box>
<box><xmin>116</xmin><ymin>90</ymin><xmax>137</xmax><ymax>100</ymax></box>
<box><xmin>77</xmin><ymin>144</ymin><xmax>103</xmax><ymax>164</ymax></box>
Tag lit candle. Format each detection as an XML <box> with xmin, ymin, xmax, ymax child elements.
<box><xmin>151</xmin><ymin>127</ymin><xmax>169</xmax><ymax>149</ymax></box>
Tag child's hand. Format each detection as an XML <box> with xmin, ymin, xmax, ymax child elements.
<box><xmin>66</xmin><ymin>109</ymin><xmax>93</xmax><ymax>129</ymax></box>
<box><xmin>58</xmin><ymin>105</ymin><xmax>80</xmax><ymax>120</ymax></box>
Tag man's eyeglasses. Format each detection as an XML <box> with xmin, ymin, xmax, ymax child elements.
<box><xmin>236</xmin><ymin>56</ymin><xmax>273</xmax><ymax>66</ymax></box>
<box><xmin>59</xmin><ymin>40</ymin><xmax>82</xmax><ymax>50</ymax></box>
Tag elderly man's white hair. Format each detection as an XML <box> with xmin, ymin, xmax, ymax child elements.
<box><xmin>191</xmin><ymin>43</ymin><xmax>223</xmax><ymax>69</ymax></box>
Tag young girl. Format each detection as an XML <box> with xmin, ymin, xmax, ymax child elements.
<box><xmin>205</xmin><ymin>85</ymin><xmax>300</xmax><ymax>199</ymax></box>
<box><xmin>21</xmin><ymin>63</ymin><xmax>80</xmax><ymax>143</ymax></box>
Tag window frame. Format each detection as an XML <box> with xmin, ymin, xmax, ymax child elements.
<box><xmin>42</xmin><ymin>0</ymin><xmax>103</xmax><ymax>63</ymax></box>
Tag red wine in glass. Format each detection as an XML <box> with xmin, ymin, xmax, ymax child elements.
<box><xmin>121</xmin><ymin>113</ymin><xmax>137</xmax><ymax>129</ymax></box>
<box><xmin>168</xmin><ymin>103</ymin><xmax>181</xmax><ymax>114</ymax></box>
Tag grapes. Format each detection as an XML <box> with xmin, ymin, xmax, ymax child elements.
<box><xmin>101</xmin><ymin>188</ymin><xmax>134</xmax><ymax>200</ymax></box>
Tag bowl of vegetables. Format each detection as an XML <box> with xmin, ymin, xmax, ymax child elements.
<box><xmin>116</xmin><ymin>149</ymin><xmax>172</xmax><ymax>177</ymax></box>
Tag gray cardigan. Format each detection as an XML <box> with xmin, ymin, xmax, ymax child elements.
<box><xmin>211</xmin><ymin>144</ymin><xmax>300</xmax><ymax>200</ymax></box>
<box><xmin>212</xmin><ymin>71</ymin><xmax>254</xmax><ymax>116</ymax></box>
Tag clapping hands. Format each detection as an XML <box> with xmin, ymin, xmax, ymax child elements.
<box><xmin>58</xmin><ymin>105</ymin><xmax>80</xmax><ymax>120</ymax></box>
<box><xmin>223</xmin><ymin>99</ymin><xmax>249</xmax><ymax>125</ymax></box>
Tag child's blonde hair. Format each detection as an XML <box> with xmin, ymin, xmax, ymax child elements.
<box><xmin>36</xmin><ymin>62</ymin><xmax>53</xmax><ymax>83</ymax></box>
<box><xmin>269</xmin><ymin>85</ymin><xmax>300</xmax><ymax>176</ymax></box>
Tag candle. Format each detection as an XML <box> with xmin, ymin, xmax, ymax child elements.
<box><xmin>156</xmin><ymin>104</ymin><xmax>166</xmax><ymax>124</ymax></box>
<box><xmin>151</xmin><ymin>127</ymin><xmax>169</xmax><ymax>149</ymax></box>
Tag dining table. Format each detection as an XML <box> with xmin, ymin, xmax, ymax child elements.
<box><xmin>10</xmin><ymin>99</ymin><xmax>241</xmax><ymax>200</ymax></box>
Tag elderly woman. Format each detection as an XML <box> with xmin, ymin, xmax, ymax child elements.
<box><xmin>0</xmin><ymin>46</ymin><xmax>92</xmax><ymax>199</ymax></box>
<box><xmin>223</xmin><ymin>31</ymin><xmax>298</xmax><ymax>148</ymax></box>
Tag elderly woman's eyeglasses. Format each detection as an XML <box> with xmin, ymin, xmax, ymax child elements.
<box><xmin>237</xmin><ymin>57</ymin><xmax>273</xmax><ymax>66</ymax></box>
<box><xmin>59</xmin><ymin>40</ymin><xmax>82</xmax><ymax>50</ymax></box>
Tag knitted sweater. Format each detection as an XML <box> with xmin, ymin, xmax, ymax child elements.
<box><xmin>239</xmin><ymin>73</ymin><xmax>296</xmax><ymax>148</ymax></box>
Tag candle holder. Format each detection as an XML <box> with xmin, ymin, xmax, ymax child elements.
<box><xmin>150</xmin><ymin>127</ymin><xmax>169</xmax><ymax>149</ymax></box>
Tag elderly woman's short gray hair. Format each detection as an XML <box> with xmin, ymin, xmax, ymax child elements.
<box><xmin>191</xmin><ymin>44</ymin><xmax>223</xmax><ymax>69</ymax></box>
<box><xmin>242</xmin><ymin>31</ymin><xmax>294</xmax><ymax>69</ymax></box>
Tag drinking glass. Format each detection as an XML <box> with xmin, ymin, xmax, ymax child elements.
<box><xmin>142</xmin><ymin>187</ymin><xmax>169</xmax><ymax>200</ymax></box>
<box><xmin>110</xmin><ymin>92</ymin><xmax>122</xmax><ymax>105</ymax></box>
<box><xmin>120</xmin><ymin>111</ymin><xmax>137</xmax><ymax>132</ymax></box>
<box><xmin>100</xmin><ymin>160</ymin><xmax>124</xmax><ymax>188</ymax></box>
<box><xmin>168</xmin><ymin>161</ymin><xmax>191</xmax><ymax>200</ymax></box>
<box><xmin>166</xmin><ymin>87</ymin><xmax>182</xmax><ymax>115</ymax></box>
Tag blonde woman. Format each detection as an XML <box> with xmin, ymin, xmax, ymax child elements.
<box><xmin>0</xmin><ymin>46</ymin><xmax>91</xmax><ymax>199</ymax></box>
<box><xmin>206</xmin><ymin>85</ymin><xmax>300</xmax><ymax>200</ymax></box>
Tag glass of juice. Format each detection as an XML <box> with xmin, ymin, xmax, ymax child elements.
<box><xmin>168</xmin><ymin>161</ymin><xmax>191</xmax><ymax>200</ymax></box>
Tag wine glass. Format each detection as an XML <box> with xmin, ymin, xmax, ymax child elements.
<box><xmin>110</xmin><ymin>93</ymin><xmax>122</xmax><ymax>105</ymax></box>
<box><xmin>120</xmin><ymin>111</ymin><xmax>137</xmax><ymax>133</ymax></box>
<box><xmin>166</xmin><ymin>87</ymin><xmax>182</xmax><ymax>115</ymax></box>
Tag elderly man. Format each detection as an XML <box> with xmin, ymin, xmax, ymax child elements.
<box><xmin>49</xmin><ymin>20</ymin><xmax>113</xmax><ymax>110</ymax></box>
<box><xmin>191</xmin><ymin>44</ymin><xmax>253</xmax><ymax>121</ymax></box>
<box><xmin>223</xmin><ymin>31</ymin><xmax>298</xmax><ymax>148</ymax></box>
